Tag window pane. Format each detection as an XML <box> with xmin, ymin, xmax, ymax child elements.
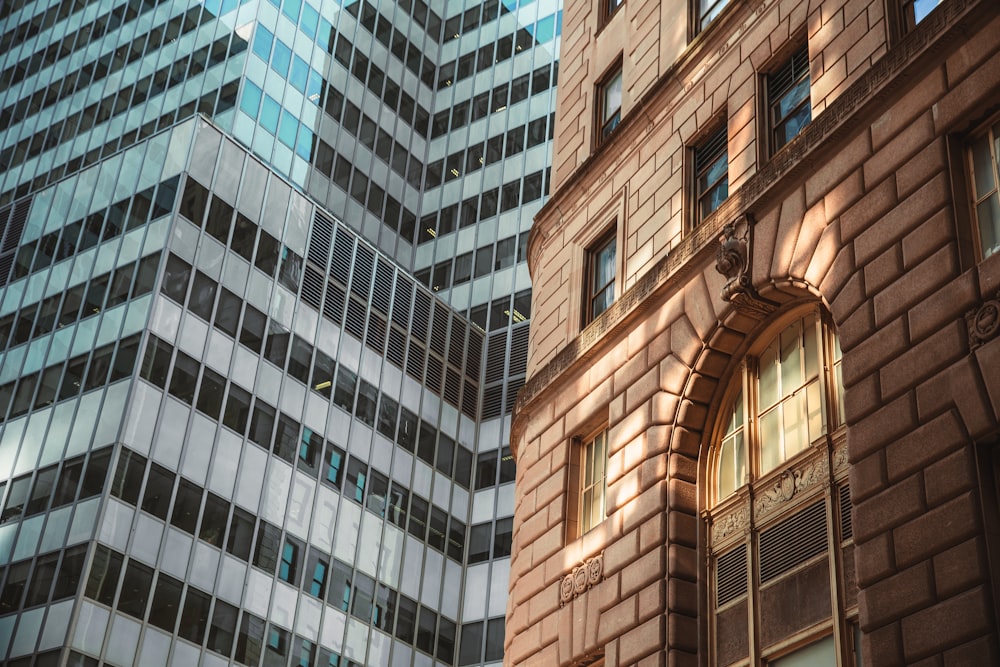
<box><xmin>118</xmin><ymin>560</ymin><xmax>153</xmax><ymax>619</ymax></box>
<box><xmin>148</xmin><ymin>574</ymin><xmax>183</xmax><ymax>632</ymax></box>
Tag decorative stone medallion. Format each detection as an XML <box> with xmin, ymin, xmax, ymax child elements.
<box><xmin>559</xmin><ymin>553</ymin><xmax>604</xmax><ymax>606</ymax></box>
<box><xmin>966</xmin><ymin>290</ymin><xmax>1000</xmax><ymax>349</ymax></box>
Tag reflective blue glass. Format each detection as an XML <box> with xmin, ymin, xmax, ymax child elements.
<box><xmin>260</xmin><ymin>95</ymin><xmax>281</xmax><ymax>134</ymax></box>
<box><xmin>301</xmin><ymin>4</ymin><xmax>319</xmax><ymax>40</ymax></box>
<box><xmin>296</xmin><ymin>128</ymin><xmax>313</xmax><ymax>160</ymax></box>
<box><xmin>240</xmin><ymin>82</ymin><xmax>263</xmax><ymax>119</ymax></box>
<box><xmin>317</xmin><ymin>18</ymin><xmax>333</xmax><ymax>51</ymax></box>
<box><xmin>221</xmin><ymin>0</ymin><xmax>238</xmax><ymax>14</ymax></box>
<box><xmin>290</xmin><ymin>56</ymin><xmax>309</xmax><ymax>93</ymax></box>
<box><xmin>278</xmin><ymin>110</ymin><xmax>298</xmax><ymax>147</ymax></box>
<box><xmin>282</xmin><ymin>0</ymin><xmax>302</xmax><ymax>23</ymax></box>
<box><xmin>272</xmin><ymin>40</ymin><xmax>292</xmax><ymax>78</ymax></box>
<box><xmin>536</xmin><ymin>15</ymin><xmax>555</xmax><ymax>43</ymax></box>
<box><xmin>252</xmin><ymin>25</ymin><xmax>274</xmax><ymax>63</ymax></box>
<box><xmin>306</xmin><ymin>71</ymin><xmax>323</xmax><ymax>104</ymax></box>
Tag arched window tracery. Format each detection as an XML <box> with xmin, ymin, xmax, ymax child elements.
<box><xmin>704</xmin><ymin>307</ymin><xmax>857</xmax><ymax>666</ymax></box>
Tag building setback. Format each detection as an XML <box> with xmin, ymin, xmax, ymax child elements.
<box><xmin>509</xmin><ymin>0</ymin><xmax>1000</xmax><ymax>665</ymax></box>
<box><xmin>0</xmin><ymin>0</ymin><xmax>562</xmax><ymax>666</ymax></box>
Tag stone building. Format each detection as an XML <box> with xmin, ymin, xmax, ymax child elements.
<box><xmin>507</xmin><ymin>0</ymin><xmax>1000</xmax><ymax>664</ymax></box>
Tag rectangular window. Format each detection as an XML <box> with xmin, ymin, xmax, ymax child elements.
<box><xmin>969</xmin><ymin>119</ymin><xmax>1000</xmax><ymax>259</ymax></box>
<box><xmin>584</xmin><ymin>231</ymin><xmax>617</xmax><ymax>324</ymax></box>
<box><xmin>902</xmin><ymin>0</ymin><xmax>942</xmax><ymax>29</ymax></box>
<box><xmin>768</xmin><ymin>45</ymin><xmax>811</xmax><ymax>153</ymax></box>
<box><xmin>694</xmin><ymin>124</ymin><xmax>729</xmax><ymax>224</ymax></box>
<box><xmin>601</xmin><ymin>0</ymin><xmax>623</xmax><ymax>24</ymax></box>
<box><xmin>698</xmin><ymin>0</ymin><xmax>730</xmax><ymax>32</ymax></box>
<box><xmin>579</xmin><ymin>430</ymin><xmax>608</xmax><ymax>534</ymax></box>
<box><xmin>279</xmin><ymin>539</ymin><xmax>301</xmax><ymax>585</ymax></box>
<box><xmin>597</xmin><ymin>65</ymin><xmax>623</xmax><ymax>145</ymax></box>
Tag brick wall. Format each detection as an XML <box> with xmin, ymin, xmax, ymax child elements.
<box><xmin>512</xmin><ymin>0</ymin><xmax>1000</xmax><ymax>664</ymax></box>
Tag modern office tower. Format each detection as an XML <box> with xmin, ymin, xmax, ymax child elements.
<box><xmin>0</xmin><ymin>0</ymin><xmax>561</xmax><ymax>665</ymax></box>
<box><xmin>508</xmin><ymin>0</ymin><xmax>1000</xmax><ymax>665</ymax></box>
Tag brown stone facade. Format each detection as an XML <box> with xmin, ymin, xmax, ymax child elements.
<box><xmin>509</xmin><ymin>0</ymin><xmax>1000</xmax><ymax>665</ymax></box>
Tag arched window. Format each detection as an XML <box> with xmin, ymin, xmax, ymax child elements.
<box><xmin>705</xmin><ymin>307</ymin><xmax>857</xmax><ymax>666</ymax></box>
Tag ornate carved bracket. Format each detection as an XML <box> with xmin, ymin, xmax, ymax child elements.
<box><xmin>715</xmin><ymin>214</ymin><xmax>778</xmax><ymax>319</ymax></box>
<box><xmin>966</xmin><ymin>290</ymin><xmax>1000</xmax><ymax>349</ymax></box>
<box><xmin>559</xmin><ymin>553</ymin><xmax>604</xmax><ymax>606</ymax></box>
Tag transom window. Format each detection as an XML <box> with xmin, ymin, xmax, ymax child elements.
<box><xmin>705</xmin><ymin>308</ymin><xmax>855</xmax><ymax>667</ymax></box>
<box><xmin>715</xmin><ymin>311</ymin><xmax>843</xmax><ymax>500</ymax></box>
<box><xmin>767</xmin><ymin>45</ymin><xmax>811</xmax><ymax>153</ymax></box>
<box><xmin>969</xmin><ymin>119</ymin><xmax>1000</xmax><ymax>260</ymax></box>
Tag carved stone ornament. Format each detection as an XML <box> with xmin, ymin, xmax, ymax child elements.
<box><xmin>711</xmin><ymin>504</ymin><xmax>750</xmax><ymax>542</ymax></box>
<box><xmin>715</xmin><ymin>214</ymin><xmax>778</xmax><ymax>320</ymax></box>
<box><xmin>966</xmin><ymin>291</ymin><xmax>1000</xmax><ymax>349</ymax></box>
<box><xmin>833</xmin><ymin>441</ymin><xmax>849</xmax><ymax>472</ymax></box>
<box><xmin>559</xmin><ymin>553</ymin><xmax>604</xmax><ymax>606</ymax></box>
<box><xmin>754</xmin><ymin>457</ymin><xmax>830</xmax><ymax>518</ymax></box>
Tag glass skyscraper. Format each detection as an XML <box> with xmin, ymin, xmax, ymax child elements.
<box><xmin>0</xmin><ymin>0</ymin><xmax>560</xmax><ymax>665</ymax></box>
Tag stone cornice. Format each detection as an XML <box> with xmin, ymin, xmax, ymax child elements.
<box><xmin>512</xmin><ymin>0</ymin><xmax>988</xmax><ymax>453</ymax></box>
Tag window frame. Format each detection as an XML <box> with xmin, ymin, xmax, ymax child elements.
<box><xmin>704</xmin><ymin>307</ymin><xmax>855</xmax><ymax>667</ymax></box>
<box><xmin>897</xmin><ymin>0</ymin><xmax>944</xmax><ymax>33</ymax></box>
<box><xmin>692</xmin><ymin>121</ymin><xmax>729</xmax><ymax>228</ymax></box>
<box><xmin>599</xmin><ymin>0</ymin><xmax>624</xmax><ymax>27</ymax></box>
<box><xmin>764</xmin><ymin>43</ymin><xmax>811</xmax><ymax>157</ymax></box>
<box><xmin>596</xmin><ymin>61</ymin><xmax>623</xmax><ymax>148</ymax></box>
<box><xmin>693</xmin><ymin>0</ymin><xmax>731</xmax><ymax>34</ymax></box>
<box><xmin>567</xmin><ymin>426</ymin><xmax>609</xmax><ymax>540</ymax></box>
<box><xmin>965</xmin><ymin>116</ymin><xmax>1000</xmax><ymax>261</ymax></box>
<box><xmin>583</xmin><ymin>228</ymin><xmax>618</xmax><ymax>326</ymax></box>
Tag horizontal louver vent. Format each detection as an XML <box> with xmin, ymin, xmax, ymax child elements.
<box><xmin>759</xmin><ymin>500</ymin><xmax>827</xmax><ymax>583</ymax></box>
<box><xmin>444</xmin><ymin>367</ymin><xmax>461</xmax><ymax>405</ymax></box>
<box><xmin>323</xmin><ymin>284</ymin><xmax>345</xmax><ymax>324</ymax></box>
<box><xmin>308</xmin><ymin>212</ymin><xmax>334</xmax><ymax>268</ymax></box>
<box><xmin>716</xmin><ymin>544</ymin><xmax>748</xmax><ymax>607</ymax></box>
<box><xmin>430</xmin><ymin>307</ymin><xmax>447</xmax><ymax>355</ymax></box>
<box><xmin>412</xmin><ymin>292</ymin><xmax>430</xmax><ymax>341</ymax></box>
<box><xmin>391</xmin><ymin>280</ymin><xmax>412</xmax><ymax>327</ymax></box>
<box><xmin>425</xmin><ymin>355</ymin><xmax>443</xmax><ymax>393</ymax></box>
<box><xmin>839</xmin><ymin>484</ymin><xmax>853</xmax><ymax>542</ymax></box>
<box><xmin>509</xmin><ymin>325</ymin><xmax>529</xmax><ymax>377</ymax></box>
<box><xmin>2</xmin><ymin>198</ymin><xmax>30</xmax><ymax>253</ymax></box>
<box><xmin>350</xmin><ymin>245</ymin><xmax>373</xmax><ymax>297</ymax></box>
<box><xmin>366</xmin><ymin>314</ymin><xmax>386</xmax><ymax>353</ymax></box>
<box><xmin>345</xmin><ymin>297</ymin><xmax>367</xmax><ymax>338</ymax></box>
<box><xmin>0</xmin><ymin>252</ymin><xmax>12</xmax><ymax>288</ymax></box>
<box><xmin>462</xmin><ymin>380</ymin><xmax>478</xmax><ymax>419</ymax></box>
<box><xmin>466</xmin><ymin>330</ymin><xmax>483</xmax><ymax>380</ymax></box>
<box><xmin>482</xmin><ymin>385</ymin><xmax>503</xmax><ymax>420</ymax></box>
<box><xmin>505</xmin><ymin>376</ymin><xmax>524</xmax><ymax>414</ymax></box>
<box><xmin>484</xmin><ymin>332</ymin><xmax>507</xmax><ymax>384</ymax></box>
<box><xmin>330</xmin><ymin>233</ymin><xmax>352</xmax><ymax>284</ymax></box>
<box><xmin>406</xmin><ymin>340</ymin><xmax>425</xmax><ymax>380</ymax></box>
<box><xmin>448</xmin><ymin>321</ymin><xmax>465</xmax><ymax>367</ymax></box>
<box><xmin>301</xmin><ymin>266</ymin><xmax>324</xmax><ymax>309</ymax></box>
<box><xmin>387</xmin><ymin>327</ymin><xmax>406</xmax><ymax>367</ymax></box>
<box><xmin>372</xmin><ymin>260</ymin><xmax>392</xmax><ymax>315</ymax></box>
